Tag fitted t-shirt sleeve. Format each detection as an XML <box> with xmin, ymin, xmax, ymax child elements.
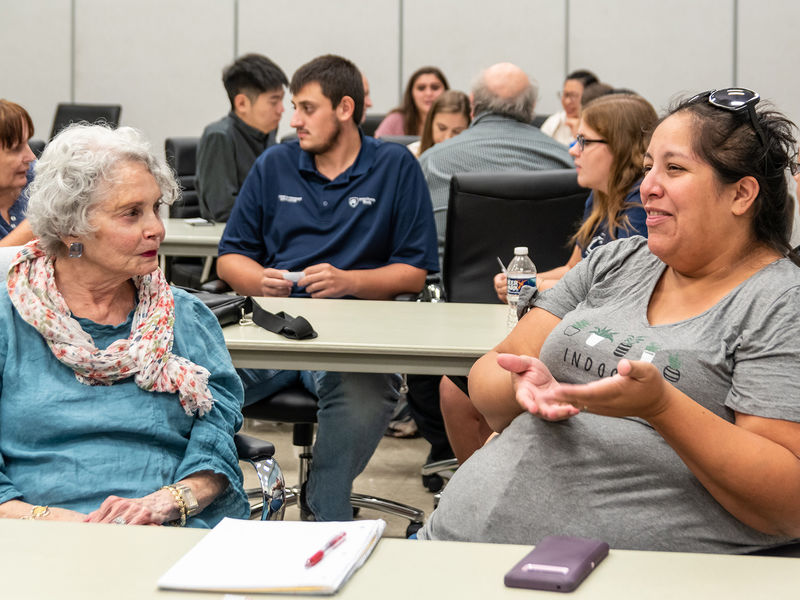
<box><xmin>725</xmin><ymin>283</ymin><xmax>800</xmax><ymax>422</ymax></box>
<box><xmin>217</xmin><ymin>156</ymin><xmax>269</xmax><ymax>265</ymax></box>
<box><xmin>535</xmin><ymin>237</ymin><xmax>646</xmax><ymax>319</ymax></box>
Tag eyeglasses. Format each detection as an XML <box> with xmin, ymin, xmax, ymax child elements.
<box><xmin>689</xmin><ymin>88</ymin><xmax>768</xmax><ymax>151</ymax></box>
<box><xmin>574</xmin><ymin>134</ymin><xmax>607</xmax><ymax>152</ymax></box>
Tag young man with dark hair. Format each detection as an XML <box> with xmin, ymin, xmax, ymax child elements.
<box><xmin>217</xmin><ymin>54</ymin><xmax>438</xmax><ymax>521</ymax></box>
<box><xmin>196</xmin><ymin>53</ymin><xmax>288</xmax><ymax>222</ymax></box>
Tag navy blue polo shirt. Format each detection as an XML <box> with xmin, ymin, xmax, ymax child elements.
<box><xmin>219</xmin><ymin>134</ymin><xmax>439</xmax><ymax>297</ymax></box>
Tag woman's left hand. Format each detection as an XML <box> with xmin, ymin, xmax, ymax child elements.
<box><xmin>537</xmin><ymin>359</ymin><xmax>671</xmax><ymax>420</ymax></box>
<box><xmin>496</xmin><ymin>353</ymin><xmax>580</xmax><ymax>421</ymax></box>
<box><xmin>85</xmin><ymin>489</ymin><xmax>177</xmax><ymax>526</ymax></box>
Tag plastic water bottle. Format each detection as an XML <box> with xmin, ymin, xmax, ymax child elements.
<box><xmin>506</xmin><ymin>246</ymin><xmax>537</xmax><ymax>329</ymax></box>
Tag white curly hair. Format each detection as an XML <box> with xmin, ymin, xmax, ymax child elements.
<box><xmin>26</xmin><ymin>123</ymin><xmax>178</xmax><ymax>255</ymax></box>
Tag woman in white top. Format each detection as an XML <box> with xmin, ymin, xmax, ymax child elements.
<box><xmin>540</xmin><ymin>69</ymin><xmax>599</xmax><ymax>146</ymax></box>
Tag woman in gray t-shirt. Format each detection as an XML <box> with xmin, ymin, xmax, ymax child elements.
<box><xmin>419</xmin><ymin>90</ymin><xmax>800</xmax><ymax>554</ymax></box>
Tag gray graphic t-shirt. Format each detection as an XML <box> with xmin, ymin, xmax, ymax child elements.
<box><xmin>421</xmin><ymin>237</ymin><xmax>800</xmax><ymax>552</ymax></box>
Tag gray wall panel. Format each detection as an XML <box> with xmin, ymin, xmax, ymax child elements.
<box><xmin>570</xmin><ymin>0</ymin><xmax>734</xmax><ymax>113</ymax></box>
<box><xmin>0</xmin><ymin>0</ymin><xmax>72</xmax><ymax>141</ymax></box>
<box><xmin>73</xmin><ymin>0</ymin><xmax>234</xmax><ymax>148</ymax></box>
<box><xmin>239</xmin><ymin>0</ymin><xmax>399</xmax><ymax>139</ymax></box>
<box><xmin>737</xmin><ymin>0</ymin><xmax>800</xmax><ymax>127</ymax></box>
<box><xmin>403</xmin><ymin>0</ymin><xmax>566</xmax><ymax>117</ymax></box>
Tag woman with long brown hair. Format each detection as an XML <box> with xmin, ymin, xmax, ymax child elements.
<box><xmin>374</xmin><ymin>66</ymin><xmax>449</xmax><ymax>138</ymax></box>
<box><xmin>408</xmin><ymin>90</ymin><xmax>471</xmax><ymax>157</ymax></box>
<box><xmin>494</xmin><ymin>93</ymin><xmax>658</xmax><ymax>299</ymax></box>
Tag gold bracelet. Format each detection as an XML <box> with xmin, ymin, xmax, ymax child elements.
<box><xmin>161</xmin><ymin>485</ymin><xmax>187</xmax><ymax>527</ymax></box>
<box><xmin>20</xmin><ymin>505</ymin><xmax>50</xmax><ymax>520</ymax></box>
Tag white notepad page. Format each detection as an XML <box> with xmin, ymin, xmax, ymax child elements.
<box><xmin>158</xmin><ymin>518</ymin><xmax>386</xmax><ymax>595</ymax></box>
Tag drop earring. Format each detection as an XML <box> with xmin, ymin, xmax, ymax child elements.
<box><xmin>68</xmin><ymin>242</ymin><xmax>83</xmax><ymax>258</ymax></box>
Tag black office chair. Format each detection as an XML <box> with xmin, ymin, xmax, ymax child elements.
<box><xmin>531</xmin><ymin>114</ymin><xmax>550</xmax><ymax>129</ymax></box>
<box><xmin>443</xmin><ymin>169</ymin><xmax>589</xmax><ymax>304</ymax></box>
<box><xmin>242</xmin><ymin>386</ymin><xmax>425</xmax><ymax>536</ymax></box>
<box><xmin>28</xmin><ymin>139</ymin><xmax>46</xmax><ymax>158</ymax></box>
<box><xmin>235</xmin><ymin>433</ymin><xmax>286</xmax><ymax>520</ymax></box>
<box><xmin>361</xmin><ymin>113</ymin><xmax>385</xmax><ymax>137</ymax></box>
<box><xmin>50</xmin><ymin>103</ymin><xmax>122</xmax><ymax>139</ymax></box>
<box><xmin>163</xmin><ymin>137</ymin><xmax>225</xmax><ymax>290</ymax></box>
<box><xmin>164</xmin><ymin>137</ymin><xmax>200</xmax><ymax>219</ymax></box>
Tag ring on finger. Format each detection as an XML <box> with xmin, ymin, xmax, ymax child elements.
<box><xmin>112</xmin><ymin>516</ymin><xmax>127</xmax><ymax>525</ymax></box>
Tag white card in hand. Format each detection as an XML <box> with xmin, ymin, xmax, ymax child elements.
<box><xmin>283</xmin><ymin>271</ymin><xmax>305</xmax><ymax>283</ymax></box>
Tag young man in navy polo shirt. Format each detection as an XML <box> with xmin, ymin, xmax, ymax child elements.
<box><xmin>217</xmin><ymin>54</ymin><xmax>439</xmax><ymax>521</ymax></box>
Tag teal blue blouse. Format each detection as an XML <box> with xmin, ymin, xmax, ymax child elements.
<box><xmin>0</xmin><ymin>287</ymin><xmax>249</xmax><ymax>527</ymax></box>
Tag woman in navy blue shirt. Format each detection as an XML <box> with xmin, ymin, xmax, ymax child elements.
<box><xmin>493</xmin><ymin>93</ymin><xmax>657</xmax><ymax>300</ymax></box>
<box><xmin>0</xmin><ymin>100</ymin><xmax>36</xmax><ymax>246</ymax></box>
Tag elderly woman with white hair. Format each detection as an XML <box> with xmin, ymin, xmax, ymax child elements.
<box><xmin>0</xmin><ymin>124</ymin><xmax>248</xmax><ymax>527</ymax></box>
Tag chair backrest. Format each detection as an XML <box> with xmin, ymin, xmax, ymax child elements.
<box><xmin>28</xmin><ymin>139</ymin><xmax>46</xmax><ymax>158</ymax></box>
<box><xmin>164</xmin><ymin>137</ymin><xmax>200</xmax><ymax>219</ymax></box>
<box><xmin>361</xmin><ymin>113</ymin><xmax>385</xmax><ymax>137</ymax></box>
<box><xmin>379</xmin><ymin>134</ymin><xmax>419</xmax><ymax>146</ymax></box>
<box><xmin>443</xmin><ymin>169</ymin><xmax>589</xmax><ymax>304</ymax></box>
<box><xmin>531</xmin><ymin>114</ymin><xmax>550</xmax><ymax>129</ymax></box>
<box><xmin>50</xmin><ymin>103</ymin><xmax>122</xmax><ymax>139</ymax></box>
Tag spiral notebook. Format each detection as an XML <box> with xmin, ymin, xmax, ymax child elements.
<box><xmin>158</xmin><ymin>518</ymin><xmax>386</xmax><ymax>595</ymax></box>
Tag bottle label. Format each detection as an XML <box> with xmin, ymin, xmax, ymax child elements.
<box><xmin>507</xmin><ymin>275</ymin><xmax>537</xmax><ymax>297</ymax></box>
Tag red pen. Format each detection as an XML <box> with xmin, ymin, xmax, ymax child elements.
<box><xmin>305</xmin><ymin>531</ymin><xmax>347</xmax><ymax>568</ymax></box>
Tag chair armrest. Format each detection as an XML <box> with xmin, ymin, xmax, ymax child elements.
<box><xmin>234</xmin><ymin>433</ymin><xmax>275</xmax><ymax>460</ymax></box>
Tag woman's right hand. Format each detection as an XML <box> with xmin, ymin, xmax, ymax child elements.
<box><xmin>260</xmin><ymin>268</ymin><xmax>294</xmax><ymax>297</ymax></box>
<box><xmin>496</xmin><ymin>353</ymin><xmax>580</xmax><ymax>421</ymax></box>
<box><xmin>494</xmin><ymin>272</ymin><xmax>508</xmax><ymax>304</ymax></box>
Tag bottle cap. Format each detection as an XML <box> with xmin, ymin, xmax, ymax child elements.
<box><xmin>514</xmin><ymin>246</ymin><xmax>528</xmax><ymax>255</ymax></box>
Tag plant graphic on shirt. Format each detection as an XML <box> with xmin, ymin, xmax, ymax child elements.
<box><xmin>585</xmin><ymin>326</ymin><xmax>616</xmax><ymax>347</ymax></box>
<box><xmin>640</xmin><ymin>342</ymin><xmax>660</xmax><ymax>363</ymax></box>
<box><xmin>613</xmin><ymin>334</ymin><xmax>645</xmax><ymax>357</ymax></box>
<box><xmin>564</xmin><ymin>319</ymin><xmax>590</xmax><ymax>336</ymax></box>
<box><xmin>663</xmin><ymin>353</ymin><xmax>682</xmax><ymax>383</ymax></box>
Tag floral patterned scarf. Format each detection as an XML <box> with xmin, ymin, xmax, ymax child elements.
<box><xmin>6</xmin><ymin>241</ymin><xmax>214</xmax><ymax>416</ymax></box>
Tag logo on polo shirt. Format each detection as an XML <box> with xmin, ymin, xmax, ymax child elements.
<box><xmin>348</xmin><ymin>196</ymin><xmax>376</xmax><ymax>208</ymax></box>
<box><xmin>278</xmin><ymin>194</ymin><xmax>303</xmax><ymax>203</ymax></box>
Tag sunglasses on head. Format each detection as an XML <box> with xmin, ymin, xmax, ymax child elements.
<box><xmin>689</xmin><ymin>87</ymin><xmax>768</xmax><ymax>152</ymax></box>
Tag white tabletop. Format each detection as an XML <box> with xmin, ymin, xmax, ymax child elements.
<box><xmin>223</xmin><ymin>297</ymin><xmax>508</xmax><ymax>375</ymax></box>
<box><xmin>3</xmin><ymin>520</ymin><xmax>799</xmax><ymax>600</ymax></box>
<box><xmin>160</xmin><ymin>218</ymin><xmax>225</xmax><ymax>258</ymax></box>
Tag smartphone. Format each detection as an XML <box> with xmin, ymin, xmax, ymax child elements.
<box><xmin>504</xmin><ymin>535</ymin><xmax>609</xmax><ymax>593</ymax></box>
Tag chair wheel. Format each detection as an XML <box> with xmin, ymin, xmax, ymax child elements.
<box><xmin>406</xmin><ymin>521</ymin><xmax>423</xmax><ymax>538</ymax></box>
<box><xmin>422</xmin><ymin>473</ymin><xmax>444</xmax><ymax>492</ymax></box>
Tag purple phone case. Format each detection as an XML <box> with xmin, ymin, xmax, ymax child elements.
<box><xmin>504</xmin><ymin>536</ymin><xmax>609</xmax><ymax>593</ymax></box>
